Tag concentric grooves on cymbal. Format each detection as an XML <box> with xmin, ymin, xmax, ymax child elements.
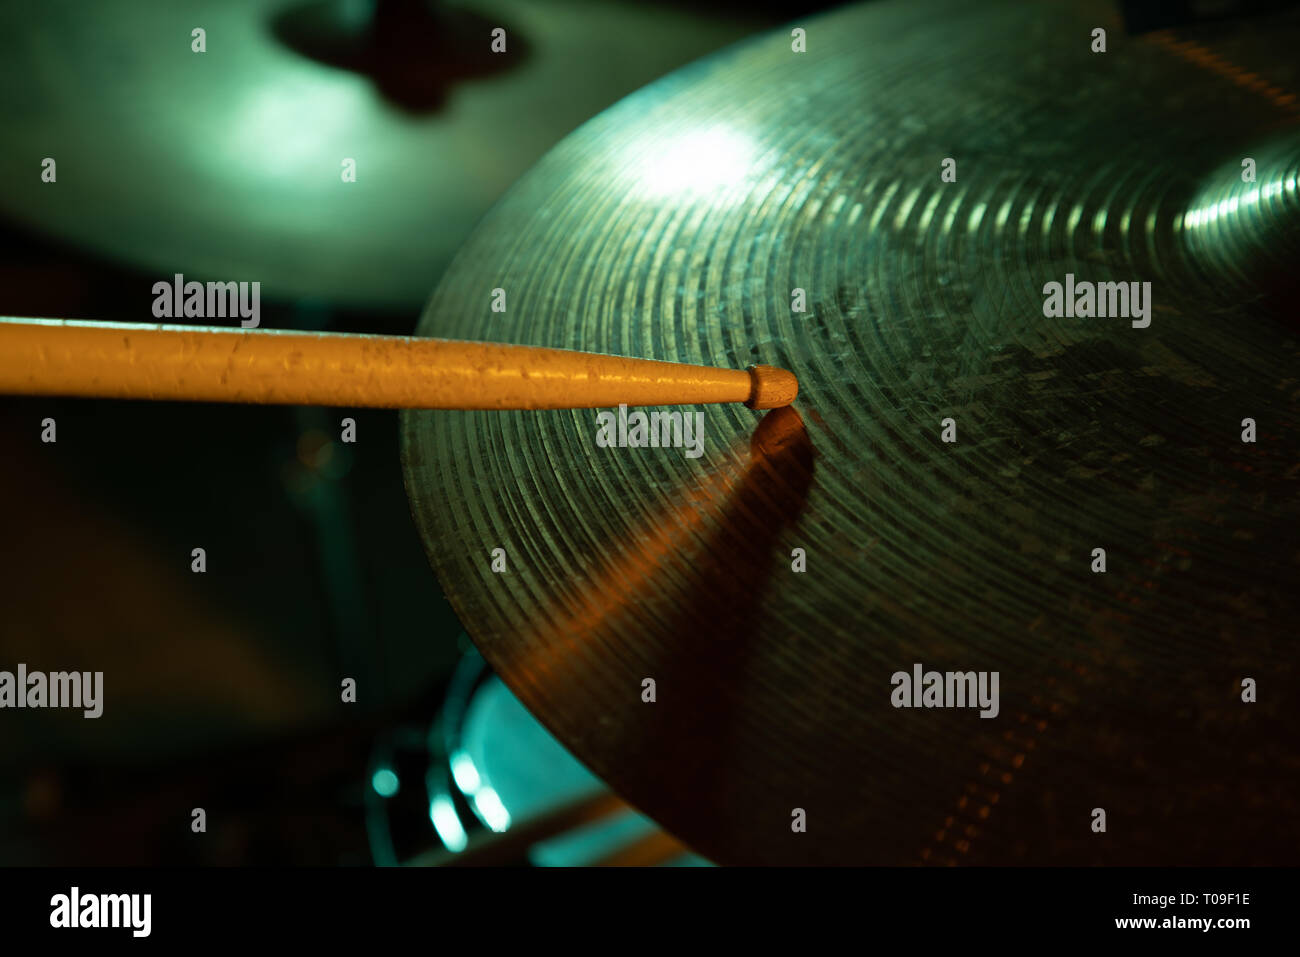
<box><xmin>403</xmin><ymin>0</ymin><xmax>1300</xmax><ymax>864</ymax></box>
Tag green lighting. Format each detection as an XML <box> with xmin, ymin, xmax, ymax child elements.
<box><xmin>371</xmin><ymin>767</ymin><xmax>400</xmax><ymax>798</ymax></box>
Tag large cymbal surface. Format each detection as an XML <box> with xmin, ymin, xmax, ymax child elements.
<box><xmin>403</xmin><ymin>0</ymin><xmax>1300</xmax><ymax>864</ymax></box>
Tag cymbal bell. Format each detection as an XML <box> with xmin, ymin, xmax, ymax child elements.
<box><xmin>402</xmin><ymin>0</ymin><xmax>1300</xmax><ymax>864</ymax></box>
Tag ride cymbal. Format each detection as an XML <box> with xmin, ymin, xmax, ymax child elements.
<box><xmin>402</xmin><ymin>0</ymin><xmax>1300</xmax><ymax>864</ymax></box>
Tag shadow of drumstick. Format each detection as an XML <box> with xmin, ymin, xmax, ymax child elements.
<box><xmin>514</xmin><ymin>406</ymin><xmax>817</xmax><ymax>863</ymax></box>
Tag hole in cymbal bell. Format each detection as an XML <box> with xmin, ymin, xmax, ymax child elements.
<box><xmin>270</xmin><ymin>0</ymin><xmax>532</xmax><ymax>114</ymax></box>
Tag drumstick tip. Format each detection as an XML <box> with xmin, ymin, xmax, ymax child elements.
<box><xmin>745</xmin><ymin>365</ymin><xmax>799</xmax><ymax>409</ymax></box>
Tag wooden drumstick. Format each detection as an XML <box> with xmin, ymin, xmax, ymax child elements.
<box><xmin>0</xmin><ymin>318</ymin><xmax>798</xmax><ymax>410</ymax></box>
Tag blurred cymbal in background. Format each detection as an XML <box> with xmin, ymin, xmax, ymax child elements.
<box><xmin>0</xmin><ymin>0</ymin><xmax>780</xmax><ymax>308</ymax></box>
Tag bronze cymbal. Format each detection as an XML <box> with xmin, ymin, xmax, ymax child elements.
<box><xmin>0</xmin><ymin>0</ymin><xmax>771</xmax><ymax>307</ymax></box>
<box><xmin>402</xmin><ymin>0</ymin><xmax>1300</xmax><ymax>864</ymax></box>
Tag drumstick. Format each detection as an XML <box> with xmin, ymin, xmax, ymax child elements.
<box><xmin>0</xmin><ymin>318</ymin><xmax>798</xmax><ymax>410</ymax></box>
